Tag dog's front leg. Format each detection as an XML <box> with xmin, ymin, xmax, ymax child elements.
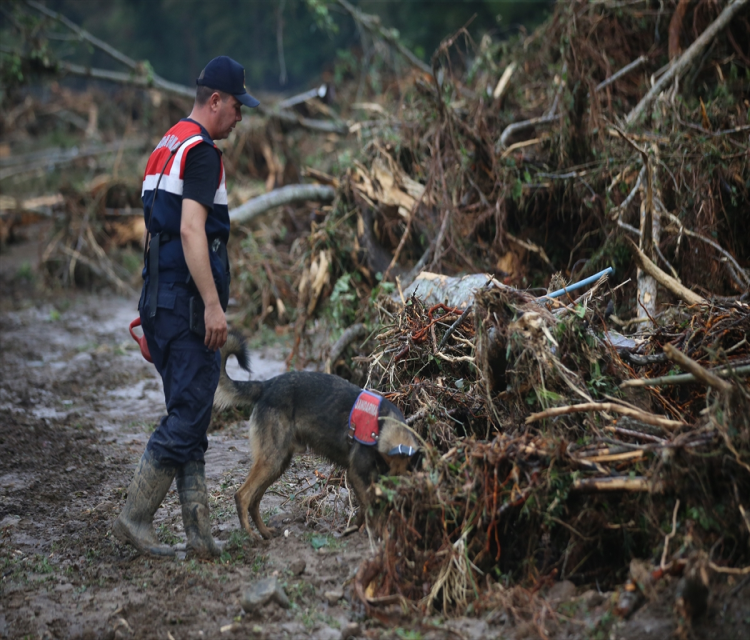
<box><xmin>346</xmin><ymin>467</ymin><xmax>372</xmax><ymax>531</ymax></box>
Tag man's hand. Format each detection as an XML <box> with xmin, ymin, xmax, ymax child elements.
<box><xmin>204</xmin><ymin>300</ymin><xmax>227</xmax><ymax>351</ymax></box>
<box><xmin>181</xmin><ymin>198</ymin><xmax>228</xmax><ymax>351</ymax></box>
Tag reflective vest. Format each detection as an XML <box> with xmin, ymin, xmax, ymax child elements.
<box><xmin>141</xmin><ymin>119</ymin><xmax>230</xmax><ymax>283</ymax></box>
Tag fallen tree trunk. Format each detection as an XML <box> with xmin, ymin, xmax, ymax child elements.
<box><xmin>400</xmin><ymin>272</ymin><xmax>512</xmax><ymax>309</ymax></box>
<box><xmin>55</xmin><ymin>61</ymin><xmax>349</xmax><ymax>133</ymax></box>
<box><xmin>324</xmin><ymin>323</ymin><xmax>368</xmax><ymax>374</ymax></box>
<box><xmin>57</xmin><ymin>61</ymin><xmax>194</xmax><ymax>99</ymax></box>
<box><xmin>0</xmin><ymin>139</ymin><xmax>146</xmax><ymax>182</ymax></box>
<box><xmin>229</xmin><ymin>184</ymin><xmax>336</xmax><ymax>224</ymax></box>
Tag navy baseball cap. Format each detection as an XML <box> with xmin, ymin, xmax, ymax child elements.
<box><xmin>196</xmin><ymin>56</ymin><xmax>260</xmax><ymax>108</ymax></box>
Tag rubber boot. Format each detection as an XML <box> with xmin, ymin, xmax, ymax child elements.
<box><xmin>176</xmin><ymin>461</ymin><xmax>221</xmax><ymax>558</ymax></box>
<box><xmin>113</xmin><ymin>450</ymin><xmax>176</xmax><ymax>556</ymax></box>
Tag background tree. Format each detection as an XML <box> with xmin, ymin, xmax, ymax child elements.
<box><xmin>1</xmin><ymin>0</ymin><xmax>551</xmax><ymax>94</ymax></box>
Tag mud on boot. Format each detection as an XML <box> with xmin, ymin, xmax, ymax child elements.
<box><xmin>177</xmin><ymin>461</ymin><xmax>221</xmax><ymax>558</ymax></box>
<box><xmin>113</xmin><ymin>450</ymin><xmax>176</xmax><ymax>557</ymax></box>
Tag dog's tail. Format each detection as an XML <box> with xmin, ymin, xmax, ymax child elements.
<box><xmin>214</xmin><ymin>332</ymin><xmax>264</xmax><ymax>411</ymax></box>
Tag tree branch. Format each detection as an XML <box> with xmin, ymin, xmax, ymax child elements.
<box><xmin>229</xmin><ymin>184</ymin><xmax>336</xmax><ymax>224</ymax></box>
<box><xmin>595</xmin><ymin>55</ymin><xmax>648</xmax><ymax>93</ymax></box>
<box><xmin>27</xmin><ymin>0</ymin><xmax>140</xmax><ymax>71</ymax></box>
<box><xmin>337</xmin><ymin>0</ymin><xmax>432</xmax><ymax>77</ymax></box>
<box><xmin>526</xmin><ymin>401</ymin><xmax>685</xmax><ymax>431</ymax></box>
<box><xmin>626</xmin><ymin>0</ymin><xmax>749</xmax><ymax>127</ymax></box>
<box><xmin>663</xmin><ymin>344</ymin><xmax>734</xmax><ymax>394</ymax></box>
<box><xmin>626</xmin><ymin>237</ymin><xmax>707</xmax><ymax>306</ymax></box>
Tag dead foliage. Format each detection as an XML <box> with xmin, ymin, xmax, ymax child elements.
<box><xmin>303</xmin><ymin>0</ymin><xmax>750</xmax><ymax>308</ymax></box>
<box><xmin>277</xmin><ymin>12</ymin><xmax>750</xmax><ymax>617</ymax></box>
<box><xmin>350</xmin><ymin>281</ymin><xmax>750</xmax><ymax>618</ymax></box>
<box><xmin>267</xmin><ymin>6</ymin><xmax>750</xmax><ymax>618</ymax></box>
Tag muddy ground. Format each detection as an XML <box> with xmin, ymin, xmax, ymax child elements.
<box><xmin>2</xmin><ymin>236</ymin><xmax>750</xmax><ymax>640</ymax></box>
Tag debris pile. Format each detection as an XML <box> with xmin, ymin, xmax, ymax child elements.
<box><xmin>353</xmin><ymin>280</ymin><xmax>750</xmax><ymax>616</ymax></box>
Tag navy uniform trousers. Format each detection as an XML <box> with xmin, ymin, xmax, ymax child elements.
<box><xmin>140</xmin><ymin>280</ymin><xmax>220</xmax><ymax>466</ymax></box>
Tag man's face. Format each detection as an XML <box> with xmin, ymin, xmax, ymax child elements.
<box><xmin>215</xmin><ymin>95</ymin><xmax>242</xmax><ymax>140</ymax></box>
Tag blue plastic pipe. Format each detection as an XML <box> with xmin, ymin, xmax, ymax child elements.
<box><xmin>543</xmin><ymin>266</ymin><xmax>614</xmax><ymax>299</ymax></box>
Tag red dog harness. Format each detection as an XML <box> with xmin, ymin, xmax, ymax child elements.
<box><xmin>348</xmin><ymin>390</ymin><xmax>383</xmax><ymax>445</ymax></box>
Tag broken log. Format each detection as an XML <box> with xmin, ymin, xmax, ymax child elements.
<box><xmin>526</xmin><ymin>402</ymin><xmax>685</xmax><ymax>431</ymax></box>
<box><xmin>401</xmin><ymin>272</ymin><xmax>510</xmax><ymax>309</ymax></box>
<box><xmin>324</xmin><ymin>323</ymin><xmax>367</xmax><ymax>374</ymax></box>
<box><xmin>229</xmin><ymin>184</ymin><xmax>336</xmax><ymax>224</ymax></box>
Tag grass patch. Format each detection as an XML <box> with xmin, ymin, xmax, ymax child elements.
<box><xmin>156</xmin><ymin>524</ymin><xmax>181</xmax><ymax>546</ymax></box>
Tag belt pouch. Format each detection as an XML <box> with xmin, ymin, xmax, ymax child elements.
<box><xmin>189</xmin><ymin>295</ymin><xmax>205</xmax><ymax>336</ymax></box>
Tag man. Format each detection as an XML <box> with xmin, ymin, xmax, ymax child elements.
<box><xmin>113</xmin><ymin>56</ymin><xmax>259</xmax><ymax>558</ymax></box>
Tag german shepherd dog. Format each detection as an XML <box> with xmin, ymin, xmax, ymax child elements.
<box><xmin>215</xmin><ymin>333</ymin><xmax>418</xmax><ymax>540</ymax></box>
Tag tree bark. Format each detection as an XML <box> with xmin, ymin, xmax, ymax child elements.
<box><xmin>401</xmin><ymin>272</ymin><xmax>511</xmax><ymax>309</ymax></box>
<box><xmin>636</xmin><ymin>146</ymin><xmax>660</xmax><ymax>325</ymax></box>
<box><xmin>229</xmin><ymin>184</ymin><xmax>335</xmax><ymax>224</ymax></box>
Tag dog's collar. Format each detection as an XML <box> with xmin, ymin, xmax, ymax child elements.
<box><xmin>348</xmin><ymin>390</ymin><xmax>382</xmax><ymax>446</ymax></box>
<box><xmin>387</xmin><ymin>444</ymin><xmax>416</xmax><ymax>457</ymax></box>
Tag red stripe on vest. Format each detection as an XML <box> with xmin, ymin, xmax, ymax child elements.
<box><xmin>142</xmin><ymin>121</ymin><xmax>207</xmax><ymax>181</ymax></box>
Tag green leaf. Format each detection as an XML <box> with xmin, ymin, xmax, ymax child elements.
<box><xmin>310</xmin><ymin>535</ymin><xmax>329</xmax><ymax>550</ymax></box>
<box><xmin>511</xmin><ymin>178</ymin><xmax>523</xmax><ymax>202</ymax></box>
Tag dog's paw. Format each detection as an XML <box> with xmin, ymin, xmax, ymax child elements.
<box><xmin>239</xmin><ymin>525</ymin><xmax>262</xmax><ymax>543</ymax></box>
<box><xmin>260</xmin><ymin>525</ymin><xmax>280</xmax><ymax>539</ymax></box>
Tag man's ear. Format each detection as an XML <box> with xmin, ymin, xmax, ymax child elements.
<box><xmin>209</xmin><ymin>91</ymin><xmax>222</xmax><ymax>110</ymax></box>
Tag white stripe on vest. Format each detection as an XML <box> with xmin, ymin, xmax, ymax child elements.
<box><xmin>141</xmin><ymin>135</ymin><xmax>204</xmax><ymax>197</ymax></box>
